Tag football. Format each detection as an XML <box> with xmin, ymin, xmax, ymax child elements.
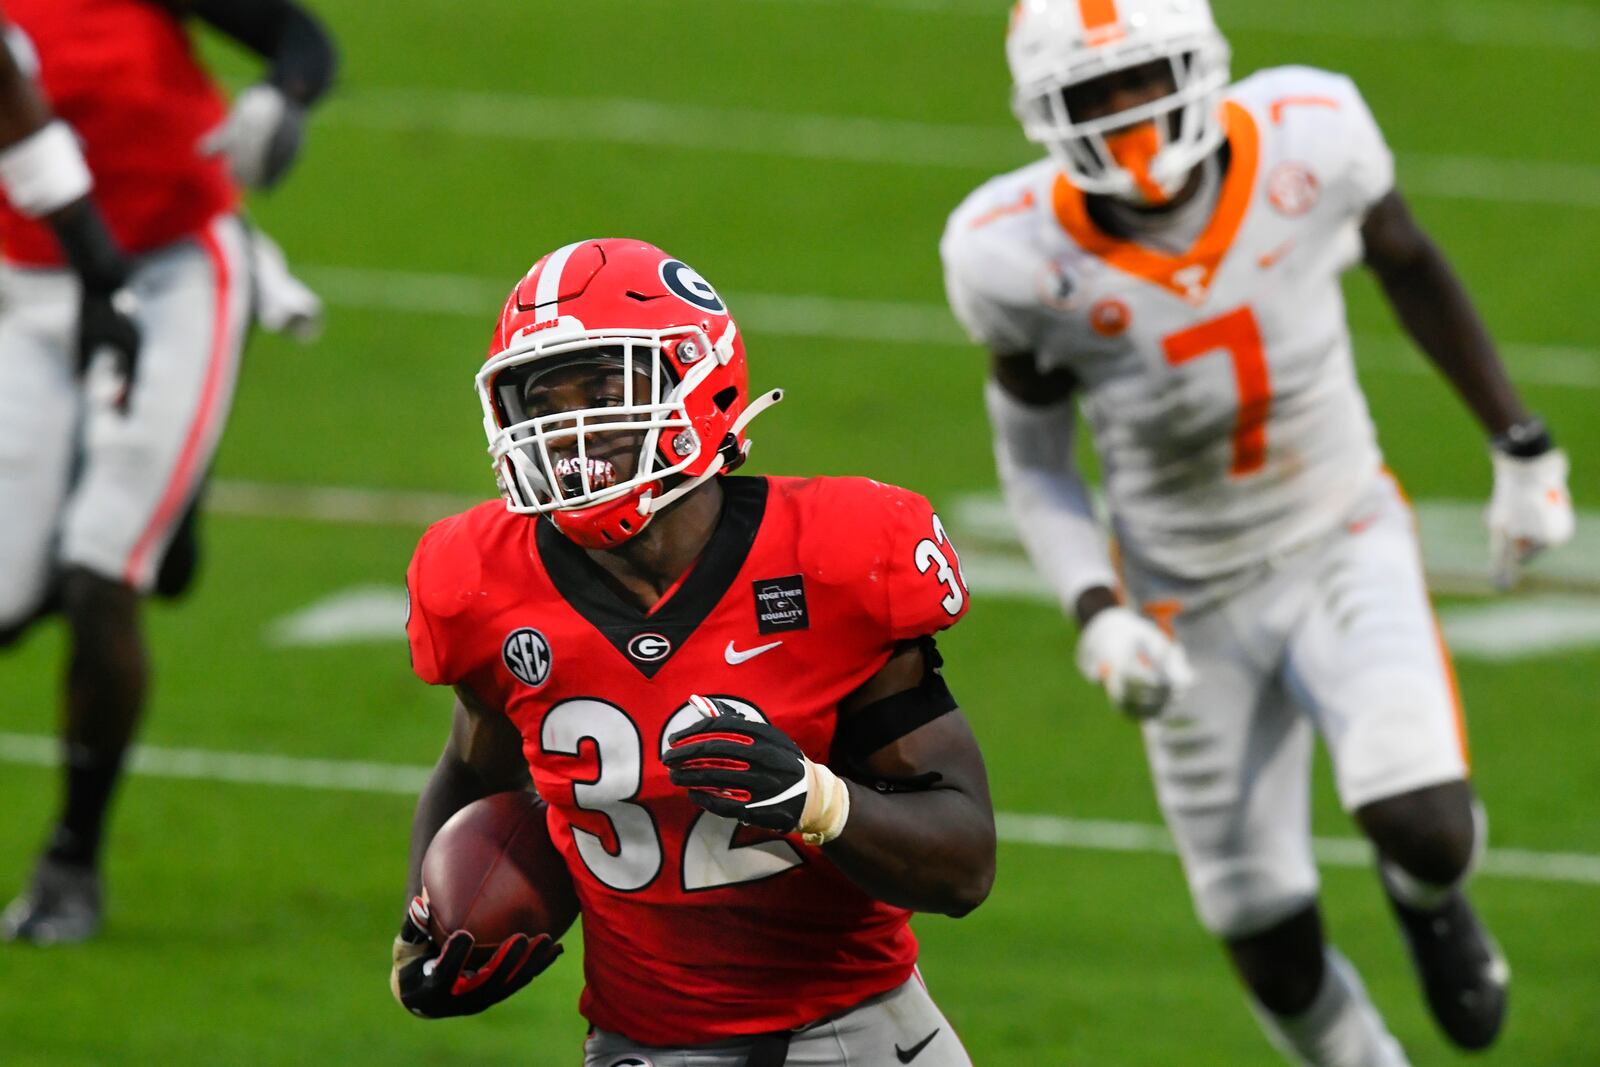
<box><xmin>420</xmin><ymin>791</ymin><xmax>580</xmax><ymax>967</ymax></box>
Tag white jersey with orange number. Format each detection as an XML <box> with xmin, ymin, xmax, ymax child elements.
<box><xmin>942</xmin><ymin>66</ymin><xmax>1395</xmax><ymax>581</ymax></box>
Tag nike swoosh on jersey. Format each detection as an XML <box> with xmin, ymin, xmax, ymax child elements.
<box><xmin>1258</xmin><ymin>239</ymin><xmax>1295</xmax><ymax>269</ymax></box>
<box><xmin>724</xmin><ymin>639</ymin><xmax>783</xmax><ymax>664</ymax></box>
<box><xmin>896</xmin><ymin>1028</ymin><xmax>941</xmax><ymax>1063</ymax></box>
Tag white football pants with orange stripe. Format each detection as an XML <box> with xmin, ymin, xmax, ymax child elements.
<box><xmin>0</xmin><ymin>214</ymin><xmax>251</xmax><ymax>624</ymax></box>
<box><xmin>1123</xmin><ymin>470</ymin><xmax>1470</xmax><ymax>940</ymax></box>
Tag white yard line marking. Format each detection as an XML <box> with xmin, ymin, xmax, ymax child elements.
<box><xmin>1</xmin><ymin>732</ymin><xmax>1594</xmax><ymax>886</ymax></box>
<box><xmin>209</xmin><ymin>481</ymin><xmax>1600</xmax><ymax>599</ymax></box>
<box><xmin>741</xmin><ymin>0</ymin><xmax>1600</xmax><ymax>52</ymax></box>
<box><xmin>219</xmin><ymin>482</ymin><xmax>1600</xmax><ymax>659</ymax></box>
<box><xmin>299</xmin><ymin>263</ymin><xmax>1600</xmax><ymax>391</ymax></box>
<box><xmin>314</xmin><ymin>89</ymin><xmax>1600</xmax><ymax>207</ymax></box>
<box><xmin>266</xmin><ymin>586</ymin><xmax>413</xmax><ymax>647</ymax></box>
<box><xmin>1434</xmin><ymin>596</ymin><xmax>1600</xmax><ymax>661</ymax></box>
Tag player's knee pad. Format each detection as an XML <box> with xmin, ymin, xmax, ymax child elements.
<box><xmin>1360</xmin><ymin>779</ymin><xmax>1481</xmax><ymax>896</ymax></box>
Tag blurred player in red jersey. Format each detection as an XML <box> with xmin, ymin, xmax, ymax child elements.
<box><xmin>0</xmin><ymin>0</ymin><xmax>336</xmax><ymax>944</ymax></box>
<box><xmin>390</xmin><ymin>239</ymin><xmax>997</xmax><ymax>1066</ymax></box>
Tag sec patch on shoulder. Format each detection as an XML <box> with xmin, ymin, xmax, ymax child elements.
<box><xmin>502</xmin><ymin>627</ymin><xmax>552</xmax><ymax>687</ymax></box>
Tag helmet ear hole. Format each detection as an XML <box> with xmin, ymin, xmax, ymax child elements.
<box><xmin>712</xmin><ymin>386</ymin><xmax>739</xmax><ymax>413</ymax></box>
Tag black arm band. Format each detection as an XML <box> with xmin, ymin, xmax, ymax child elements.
<box><xmin>48</xmin><ymin>199</ymin><xmax>128</xmax><ymax>292</ymax></box>
<box><xmin>832</xmin><ymin>636</ymin><xmax>959</xmax><ymax>767</ymax></box>
<box><xmin>189</xmin><ymin>0</ymin><xmax>338</xmax><ymax>105</ymax></box>
<box><xmin>1490</xmin><ymin>417</ymin><xmax>1554</xmax><ymax>459</ymax></box>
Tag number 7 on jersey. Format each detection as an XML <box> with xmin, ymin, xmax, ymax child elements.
<box><xmin>1162</xmin><ymin>305</ymin><xmax>1271</xmax><ymax>477</ymax></box>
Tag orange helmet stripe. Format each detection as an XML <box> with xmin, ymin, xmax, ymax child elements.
<box><xmin>1078</xmin><ymin>0</ymin><xmax>1123</xmax><ymax>44</ymax></box>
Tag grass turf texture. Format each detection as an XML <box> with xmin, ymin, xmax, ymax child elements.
<box><xmin>2</xmin><ymin>0</ymin><xmax>1598</xmax><ymax>1062</ymax></box>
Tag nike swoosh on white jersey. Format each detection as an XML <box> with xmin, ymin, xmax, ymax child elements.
<box><xmin>724</xmin><ymin>639</ymin><xmax>783</xmax><ymax>664</ymax></box>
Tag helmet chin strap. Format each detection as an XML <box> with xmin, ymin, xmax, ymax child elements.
<box><xmin>640</xmin><ymin>388</ymin><xmax>785</xmax><ymax>517</ymax></box>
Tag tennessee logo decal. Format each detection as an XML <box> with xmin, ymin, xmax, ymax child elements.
<box><xmin>1089</xmin><ymin>296</ymin><xmax>1132</xmax><ymax>337</ymax></box>
<box><xmin>1267</xmin><ymin>163</ymin><xmax>1320</xmax><ymax>217</ymax></box>
<box><xmin>659</xmin><ymin>259</ymin><xmax>725</xmax><ymax>313</ymax></box>
<box><xmin>502</xmin><ymin>628</ymin><xmax>552</xmax><ymax>688</ymax></box>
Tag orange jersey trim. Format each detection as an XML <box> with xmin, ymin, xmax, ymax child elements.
<box><xmin>1051</xmin><ymin>101</ymin><xmax>1261</xmax><ymax>303</ymax></box>
<box><xmin>1270</xmin><ymin>95</ymin><xmax>1341</xmax><ymax>125</ymax></box>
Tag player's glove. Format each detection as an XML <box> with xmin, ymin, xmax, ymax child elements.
<box><xmin>200</xmin><ymin>83</ymin><xmax>306</xmax><ymax>190</ymax></box>
<box><xmin>390</xmin><ymin>894</ymin><xmax>560</xmax><ymax>1019</ymax></box>
<box><xmin>663</xmin><ymin>695</ymin><xmax>851</xmax><ymax>846</ymax></box>
<box><xmin>1076</xmin><ymin>605</ymin><xmax>1194</xmax><ymax>720</ymax></box>
<box><xmin>1486</xmin><ymin>422</ymin><xmax>1574</xmax><ymax>590</ymax></box>
<box><xmin>77</xmin><ymin>283</ymin><xmax>141</xmax><ymax>414</ymax></box>
<box><xmin>47</xmin><ymin>200</ymin><xmax>142</xmax><ymax>414</ymax></box>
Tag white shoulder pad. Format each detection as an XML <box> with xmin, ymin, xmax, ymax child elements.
<box><xmin>1231</xmin><ymin>65</ymin><xmax>1395</xmax><ymax>216</ymax></box>
<box><xmin>940</xmin><ymin>161</ymin><xmax>1058</xmax><ymax>356</ymax></box>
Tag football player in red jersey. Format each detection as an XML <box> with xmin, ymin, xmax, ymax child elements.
<box><xmin>0</xmin><ymin>0</ymin><xmax>336</xmax><ymax>944</ymax></box>
<box><xmin>391</xmin><ymin>239</ymin><xmax>996</xmax><ymax>1066</ymax></box>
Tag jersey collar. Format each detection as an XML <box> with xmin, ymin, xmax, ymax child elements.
<box><xmin>1051</xmin><ymin>101</ymin><xmax>1261</xmax><ymax>305</ymax></box>
<box><xmin>534</xmin><ymin>476</ymin><xmax>769</xmax><ymax>678</ymax></box>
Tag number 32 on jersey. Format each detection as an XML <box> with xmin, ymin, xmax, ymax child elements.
<box><xmin>541</xmin><ymin>696</ymin><xmax>803</xmax><ymax>894</ymax></box>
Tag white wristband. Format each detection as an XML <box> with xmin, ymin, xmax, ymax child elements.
<box><xmin>0</xmin><ymin>120</ymin><xmax>92</xmax><ymax>218</ymax></box>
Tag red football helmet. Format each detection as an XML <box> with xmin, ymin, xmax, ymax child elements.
<box><xmin>477</xmin><ymin>239</ymin><xmax>782</xmax><ymax>549</ymax></box>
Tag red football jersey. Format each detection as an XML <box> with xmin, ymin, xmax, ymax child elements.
<box><xmin>0</xmin><ymin>0</ymin><xmax>236</xmax><ymax>264</ymax></box>
<box><xmin>405</xmin><ymin>475</ymin><xmax>972</xmax><ymax>1044</ymax></box>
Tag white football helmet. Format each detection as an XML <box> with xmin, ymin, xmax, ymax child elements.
<box><xmin>1008</xmin><ymin>0</ymin><xmax>1230</xmax><ymax>202</ymax></box>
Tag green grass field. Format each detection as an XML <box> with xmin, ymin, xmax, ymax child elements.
<box><xmin>3</xmin><ymin>0</ymin><xmax>1598</xmax><ymax>1063</ymax></box>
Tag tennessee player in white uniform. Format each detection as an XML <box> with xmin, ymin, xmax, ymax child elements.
<box><xmin>942</xmin><ymin>1</ymin><xmax>1575</xmax><ymax>1065</ymax></box>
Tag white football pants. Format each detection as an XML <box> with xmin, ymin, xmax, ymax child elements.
<box><xmin>0</xmin><ymin>214</ymin><xmax>252</xmax><ymax>624</ymax></box>
<box><xmin>582</xmin><ymin>974</ymin><xmax>973</xmax><ymax>1066</ymax></box>
<box><xmin>1123</xmin><ymin>471</ymin><xmax>1470</xmax><ymax>938</ymax></box>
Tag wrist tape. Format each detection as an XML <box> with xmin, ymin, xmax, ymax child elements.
<box><xmin>798</xmin><ymin>760</ymin><xmax>850</xmax><ymax>846</ymax></box>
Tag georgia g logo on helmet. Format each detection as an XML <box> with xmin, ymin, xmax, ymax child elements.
<box><xmin>659</xmin><ymin>259</ymin><xmax>726</xmax><ymax>314</ymax></box>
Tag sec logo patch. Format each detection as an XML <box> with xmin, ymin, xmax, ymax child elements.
<box><xmin>502</xmin><ymin>628</ymin><xmax>552</xmax><ymax>688</ymax></box>
<box><xmin>1267</xmin><ymin>163</ymin><xmax>1320</xmax><ymax>217</ymax></box>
